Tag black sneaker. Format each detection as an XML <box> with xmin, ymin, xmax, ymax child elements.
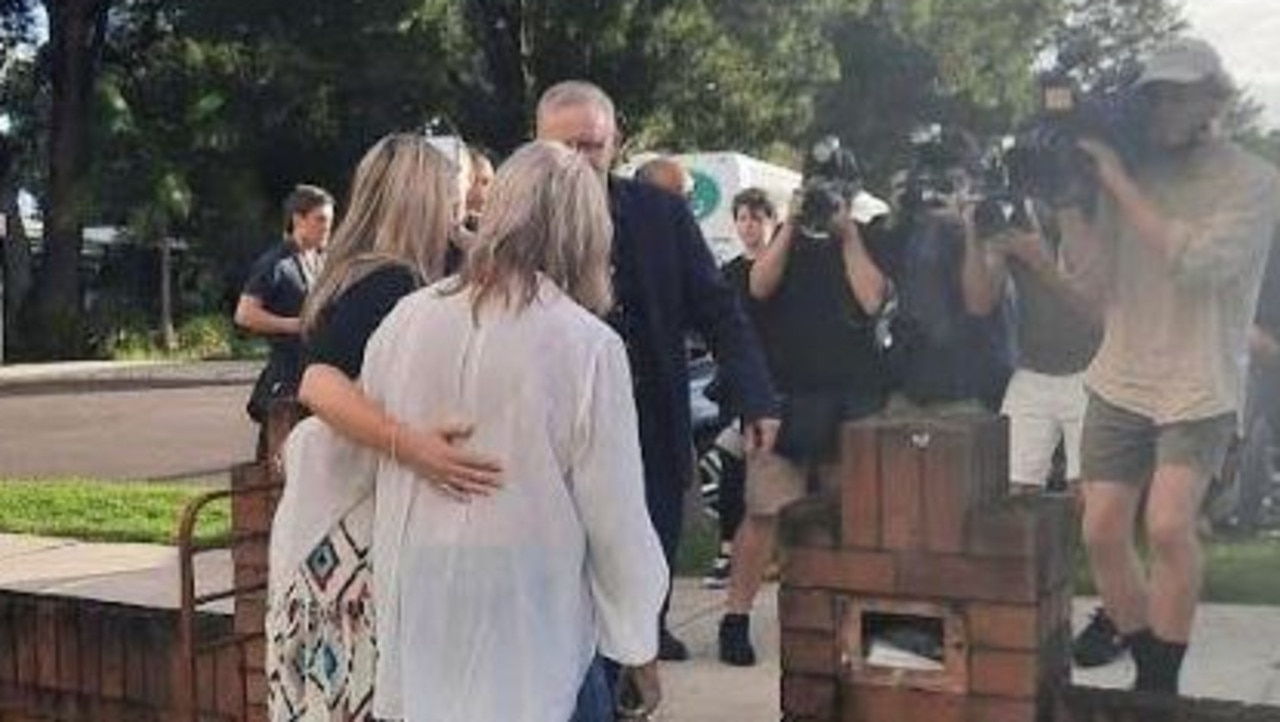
<box><xmin>702</xmin><ymin>553</ymin><xmax>731</xmax><ymax>589</ymax></box>
<box><xmin>658</xmin><ymin>628</ymin><xmax>690</xmax><ymax>662</ymax></box>
<box><xmin>1072</xmin><ymin>606</ymin><xmax>1128</xmax><ymax>668</ymax></box>
<box><xmin>718</xmin><ymin>613</ymin><xmax>757</xmax><ymax>666</ymax></box>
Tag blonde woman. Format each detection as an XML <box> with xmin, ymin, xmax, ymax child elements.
<box><xmin>359</xmin><ymin>141</ymin><xmax>667</xmax><ymax>721</ymax></box>
<box><xmin>267</xmin><ymin>133</ymin><xmax>501</xmax><ymax>721</ymax></box>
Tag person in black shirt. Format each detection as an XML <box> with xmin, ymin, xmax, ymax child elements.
<box><xmin>236</xmin><ymin>184</ymin><xmax>333</xmax><ymax>457</ymax></box>
<box><xmin>266</xmin><ymin>133</ymin><xmax>500</xmax><ymax>722</ymax></box>
<box><xmin>718</xmin><ymin>188</ymin><xmax>893</xmax><ymax>666</ymax></box>
<box><xmin>698</xmin><ymin>188</ymin><xmax>778</xmax><ymax>589</ymax></box>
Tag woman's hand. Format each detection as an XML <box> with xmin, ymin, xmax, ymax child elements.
<box><xmin>616</xmin><ymin>660</ymin><xmax>662</xmax><ymax>720</ymax></box>
<box><xmin>396</xmin><ymin>421</ymin><xmax>503</xmax><ymax>501</ymax></box>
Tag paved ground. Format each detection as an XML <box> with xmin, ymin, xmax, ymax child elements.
<box><xmin>0</xmin><ymin>361</ymin><xmax>258</xmax><ymax>480</ymax></box>
<box><xmin>2</xmin><ymin>533</ymin><xmax>1279</xmax><ymax>719</ymax></box>
<box><xmin>2</xmin><ymin>361</ymin><xmax>1279</xmax><ymax>718</ymax></box>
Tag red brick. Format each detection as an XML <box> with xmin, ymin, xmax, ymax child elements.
<box><xmin>245</xmin><ymin>662</ymin><xmax>269</xmax><ymax>706</ymax></box>
<box><xmin>966</xmin><ymin>499</ymin><xmax>1038</xmax><ymax>558</ymax></box>
<box><xmin>782</xmin><ymin>674</ymin><xmax>838</xmax><ymax>719</ymax></box>
<box><xmin>235</xmin><ymin>592</ymin><xmax>268</xmax><ymax>637</ymax></box>
<box><xmin>894</xmin><ymin>552</ymin><xmax>1038</xmax><ymax>603</ymax></box>
<box><xmin>35</xmin><ymin>602</ymin><xmax>57</xmax><ymax>689</ymax></box>
<box><xmin>966</xmin><ymin>696</ymin><xmax>1038</xmax><ymax>722</ymax></box>
<box><xmin>842</xmin><ymin>686</ymin><xmax>965</xmax><ymax>722</ymax></box>
<box><xmin>780</xmin><ymin>589</ymin><xmax>837</xmax><ymax>632</ymax></box>
<box><xmin>840</xmin><ymin>424</ymin><xmax>883</xmax><ymax>549</ymax></box>
<box><xmin>782</xmin><ymin>631</ymin><xmax>841</xmax><ymax>676</ymax></box>
<box><xmin>971</xmin><ymin>649</ymin><xmax>1038</xmax><ymax>699</ymax></box>
<box><xmin>880</xmin><ymin>428</ymin><xmax>925</xmax><ymax>551</ymax></box>
<box><xmin>784</xmin><ymin>549</ymin><xmax>896</xmax><ymax>595</ymax></box>
<box><xmin>920</xmin><ymin>430</ymin><xmax>977</xmax><ymax>554</ymax></box>
<box><xmin>968</xmin><ymin>603</ymin><xmax>1040</xmax><ymax>651</ymax></box>
<box><xmin>233</xmin><ymin>491</ymin><xmax>276</xmax><ymax>537</ymax></box>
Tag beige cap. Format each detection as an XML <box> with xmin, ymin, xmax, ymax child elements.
<box><xmin>1136</xmin><ymin>37</ymin><xmax>1233</xmax><ymax>91</ymax></box>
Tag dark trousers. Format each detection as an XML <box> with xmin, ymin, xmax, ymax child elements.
<box><xmin>717</xmin><ymin>453</ymin><xmax>746</xmax><ymax>544</ymax></box>
<box><xmin>645</xmin><ymin>478</ymin><xmax>685</xmax><ymax>630</ymax></box>
<box><xmin>569</xmin><ymin>656</ymin><xmax>614</xmax><ymax>722</ymax></box>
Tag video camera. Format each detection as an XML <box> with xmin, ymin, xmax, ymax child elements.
<box><xmin>1002</xmin><ymin>45</ymin><xmax>1147</xmax><ymax>208</ymax></box>
<box><xmin>901</xmin><ymin>124</ymin><xmax>977</xmax><ymax>211</ymax></box>
<box><xmin>795</xmin><ymin>136</ymin><xmax>863</xmax><ymax>239</ymax></box>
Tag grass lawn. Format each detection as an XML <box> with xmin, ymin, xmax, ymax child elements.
<box><xmin>0</xmin><ymin>478</ymin><xmax>230</xmax><ymax>546</ymax></box>
<box><xmin>678</xmin><ymin>515</ymin><xmax>1280</xmax><ymax>606</ymax></box>
<box><xmin>5</xmin><ymin>478</ymin><xmax>1278</xmax><ymax>606</ymax></box>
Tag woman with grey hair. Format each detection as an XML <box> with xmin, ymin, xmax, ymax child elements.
<box><xmin>361</xmin><ymin>140</ymin><xmax>667</xmax><ymax>721</ymax></box>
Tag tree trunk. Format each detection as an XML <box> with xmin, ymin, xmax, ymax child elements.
<box><xmin>1</xmin><ymin>187</ymin><xmax>33</xmax><ymax>360</ymax></box>
<box><xmin>159</xmin><ymin>232</ymin><xmax>175</xmax><ymax>351</ymax></box>
<box><xmin>30</xmin><ymin>0</ymin><xmax>111</xmax><ymax>359</ymax></box>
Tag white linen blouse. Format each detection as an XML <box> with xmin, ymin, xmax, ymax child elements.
<box><xmin>363</xmin><ymin>278</ymin><xmax>668</xmax><ymax>722</ymax></box>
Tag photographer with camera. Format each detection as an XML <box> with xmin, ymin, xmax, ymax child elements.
<box><xmin>1057</xmin><ymin>38</ymin><xmax>1278</xmax><ymax>695</ymax></box>
<box><xmin>717</xmin><ymin>138</ymin><xmax>894</xmax><ymax>666</ymax></box>
<box><xmin>882</xmin><ymin>127</ymin><xmax>1013</xmax><ymax>415</ymax></box>
<box><xmin>963</xmin><ymin>201</ymin><xmax>1103</xmax><ymax>497</ymax></box>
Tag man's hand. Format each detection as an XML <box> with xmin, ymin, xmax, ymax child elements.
<box><xmin>1250</xmin><ymin>327</ymin><xmax>1280</xmax><ymax>366</ymax></box>
<box><xmin>397</xmin><ymin>421</ymin><xmax>503</xmax><ymax>502</ymax></box>
<box><xmin>1077</xmin><ymin>139</ymin><xmax>1128</xmax><ymax>193</ymax></box>
<box><xmin>1002</xmin><ymin>230</ymin><xmax>1052</xmax><ymax>272</ymax></box>
<box><xmin>744</xmin><ymin>417</ymin><xmax>780</xmax><ymax>455</ymax></box>
<box><xmin>616</xmin><ymin>661</ymin><xmax>662</xmax><ymax>720</ymax></box>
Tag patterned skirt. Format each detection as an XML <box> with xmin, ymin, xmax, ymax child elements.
<box><xmin>266</xmin><ymin>499</ymin><xmax>376</xmax><ymax>722</ymax></box>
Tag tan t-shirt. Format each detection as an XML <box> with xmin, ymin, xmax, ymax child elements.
<box><xmin>1082</xmin><ymin>139</ymin><xmax>1279</xmax><ymax>424</ymax></box>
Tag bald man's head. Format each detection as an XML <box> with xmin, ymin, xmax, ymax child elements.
<box><xmin>636</xmin><ymin>157</ymin><xmax>691</xmax><ymax>199</ymax></box>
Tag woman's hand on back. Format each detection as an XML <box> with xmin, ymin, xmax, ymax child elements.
<box><xmin>397</xmin><ymin>421</ymin><xmax>503</xmax><ymax>501</ymax></box>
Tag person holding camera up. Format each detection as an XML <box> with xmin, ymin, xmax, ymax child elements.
<box><xmin>718</xmin><ymin>139</ymin><xmax>894</xmax><ymax>666</ymax></box>
<box><xmin>1060</xmin><ymin>38</ymin><xmax>1278</xmax><ymax>695</ymax></box>
<box><xmin>883</xmin><ymin>129</ymin><xmax>1013</xmax><ymax>415</ymax></box>
<box><xmin>963</xmin><ymin>203</ymin><xmax>1103</xmax><ymax>496</ymax></box>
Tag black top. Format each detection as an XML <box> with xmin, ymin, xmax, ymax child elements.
<box><xmin>242</xmin><ymin>240</ymin><xmax>313</xmax><ymax>392</ymax></box>
<box><xmin>755</xmin><ymin>234</ymin><xmax>888</xmax><ymax>404</ymax></box>
<box><xmin>305</xmin><ymin>265</ymin><xmax>420</xmax><ymax>379</ymax></box>
<box><xmin>882</xmin><ymin>218</ymin><xmax>1013</xmax><ymax>408</ymax></box>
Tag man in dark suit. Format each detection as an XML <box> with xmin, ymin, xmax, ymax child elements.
<box><xmin>537</xmin><ymin>81</ymin><xmax>778</xmax><ymax>663</ymax></box>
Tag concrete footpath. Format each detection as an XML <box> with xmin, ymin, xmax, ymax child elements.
<box><xmin>2</xmin><ymin>533</ymin><xmax>1279</xmax><ymax>720</ymax></box>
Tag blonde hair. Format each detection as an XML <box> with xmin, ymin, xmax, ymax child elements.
<box><xmin>303</xmin><ymin>133</ymin><xmax>458</xmax><ymax>332</ymax></box>
<box><xmin>454</xmin><ymin>140</ymin><xmax>614</xmax><ymax>317</ymax></box>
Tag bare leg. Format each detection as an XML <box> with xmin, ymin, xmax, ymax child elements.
<box><xmin>725</xmin><ymin>514</ymin><xmax>777</xmax><ymax>615</ymax></box>
<box><xmin>1144</xmin><ymin>464</ymin><xmax>1213</xmax><ymax>642</ymax></box>
<box><xmin>1081</xmin><ymin>480</ymin><xmax>1148</xmax><ymax>634</ymax></box>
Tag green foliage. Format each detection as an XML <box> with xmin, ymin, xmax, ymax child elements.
<box><xmin>102</xmin><ymin>312</ymin><xmax>261</xmax><ymax>361</ymax></box>
<box><xmin>5</xmin><ymin>0</ymin><xmax>1208</xmax><ymax>355</ymax></box>
<box><xmin>0</xmin><ymin>478</ymin><xmax>230</xmax><ymax>546</ymax></box>
<box><xmin>1043</xmin><ymin>0</ymin><xmax>1187</xmax><ymax>91</ymax></box>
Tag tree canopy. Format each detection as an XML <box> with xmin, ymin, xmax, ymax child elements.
<box><xmin>1</xmin><ymin>0</ymin><xmax>1248</xmax><ymax>359</ymax></box>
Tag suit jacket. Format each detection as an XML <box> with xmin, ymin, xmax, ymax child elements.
<box><xmin>608</xmin><ymin>177</ymin><xmax>776</xmax><ymax>491</ymax></box>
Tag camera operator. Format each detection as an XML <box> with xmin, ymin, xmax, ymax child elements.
<box><xmin>717</xmin><ymin>140</ymin><xmax>893</xmax><ymax>666</ymax></box>
<box><xmin>884</xmin><ymin>129</ymin><xmax>1013</xmax><ymax>414</ymax></box>
<box><xmin>964</xmin><ymin>205</ymin><xmax>1103</xmax><ymax>496</ymax></box>
<box><xmin>1059</xmin><ymin>38</ymin><xmax>1279</xmax><ymax>695</ymax></box>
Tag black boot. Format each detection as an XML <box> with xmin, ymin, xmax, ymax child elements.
<box><xmin>1127</xmin><ymin>629</ymin><xmax>1186</xmax><ymax>695</ymax></box>
<box><xmin>718</xmin><ymin>613</ymin><xmax>756</xmax><ymax>666</ymax></box>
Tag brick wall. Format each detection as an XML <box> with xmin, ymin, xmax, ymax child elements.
<box><xmin>0</xmin><ymin>591</ymin><xmax>238</xmax><ymax>721</ymax></box>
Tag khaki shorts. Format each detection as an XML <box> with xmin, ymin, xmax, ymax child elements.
<box><xmin>1080</xmin><ymin>393</ymin><xmax>1236</xmax><ymax>485</ymax></box>
<box><xmin>745</xmin><ymin>449</ymin><xmax>838</xmax><ymax>516</ymax></box>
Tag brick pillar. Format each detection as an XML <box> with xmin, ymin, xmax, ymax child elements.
<box><xmin>778</xmin><ymin>414</ymin><xmax>1073</xmax><ymax>722</ymax></box>
<box><xmin>232</xmin><ymin>398</ymin><xmax>301</xmax><ymax>720</ymax></box>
